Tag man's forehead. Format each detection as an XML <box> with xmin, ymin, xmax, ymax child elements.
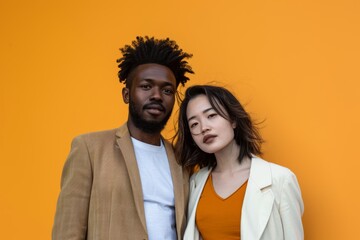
<box><xmin>133</xmin><ymin>63</ymin><xmax>176</xmax><ymax>84</ymax></box>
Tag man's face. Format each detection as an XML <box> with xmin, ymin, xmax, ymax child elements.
<box><xmin>122</xmin><ymin>63</ymin><xmax>177</xmax><ymax>133</ymax></box>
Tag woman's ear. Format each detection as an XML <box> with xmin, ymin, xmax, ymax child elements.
<box><xmin>232</xmin><ymin>120</ymin><xmax>236</xmax><ymax>129</ymax></box>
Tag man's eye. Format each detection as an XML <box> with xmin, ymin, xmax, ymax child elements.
<box><xmin>163</xmin><ymin>88</ymin><xmax>174</xmax><ymax>95</ymax></box>
<box><xmin>140</xmin><ymin>85</ymin><xmax>151</xmax><ymax>90</ymax></box>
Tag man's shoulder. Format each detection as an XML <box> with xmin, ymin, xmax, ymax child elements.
<box><xmin>71</xmin><ymin>125</ymin><xmax>128</xmax><ymax>148</ymax></box>
<box><xmin>76</xmin><ymin>128</ymin><xmax>118</xmax><ymax>140</ymax></box>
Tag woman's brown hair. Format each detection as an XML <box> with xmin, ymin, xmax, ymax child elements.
<box><xmin>174</xmin><ymin>85</ymin><xmax>263</xmax><ymax>171</ymax></box>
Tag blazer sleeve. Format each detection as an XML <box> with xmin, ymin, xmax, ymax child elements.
<box><xmin>52</xmin><ymin>135</ymin><xmax>93</xmax><ymax>240</ymax></box>
<box><xmin>280</xmin><ymin>170</ymin><xmax>304</xmax><ymax>240</ymax></box>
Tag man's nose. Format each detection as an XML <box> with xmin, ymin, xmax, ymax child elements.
<box><xmin>150</xmin><ymin>87</ymin><xmax>162</xmax><ymax>101</ymax></box>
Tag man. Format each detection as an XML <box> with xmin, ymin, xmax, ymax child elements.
<box><xmin>52</xmin><ymin>36</ymin><xmax>194</xmax><ymax>240</ymax></box>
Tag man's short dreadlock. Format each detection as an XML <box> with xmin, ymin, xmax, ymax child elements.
<box><xmin>117</xmin><ymin>36</ymin><xmax>194</xmax><ymax>88</ymax></box>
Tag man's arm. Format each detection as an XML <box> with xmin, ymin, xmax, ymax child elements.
<box><xmin>52</xmin><ymin>135</ymin><xmax>93</xmax><ymax>240</ymax></box>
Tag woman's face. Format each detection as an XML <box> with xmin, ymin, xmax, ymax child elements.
<box><xmin>186</xmin><ymin>94</ymin><xmax>236</xmax><ymax>154</ymax></box>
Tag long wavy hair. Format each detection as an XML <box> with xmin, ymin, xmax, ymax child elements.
<box><xmin>174</xmin><ymin>85</ymin><xmax>263</xmax><ymax>171</ymax></box>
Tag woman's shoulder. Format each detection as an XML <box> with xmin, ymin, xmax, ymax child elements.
<box><xmin>251</xmin><ymin>156</ymin><xmax>298</xmax><ymax>182</ymax></box>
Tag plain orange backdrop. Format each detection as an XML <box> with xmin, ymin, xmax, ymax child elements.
<box><xmin>1</xmin><ymin>0</ymin><xmax>359</xmax><ymax>239</ymax></box>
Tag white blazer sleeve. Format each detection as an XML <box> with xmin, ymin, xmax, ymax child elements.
<box><xmin>280</xmin><ymin>170</ymin><xmax>304</xmax><ymax>240</ymax></box>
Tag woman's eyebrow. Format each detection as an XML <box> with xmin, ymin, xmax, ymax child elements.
<box><xmin>187</xmin><ymin>107</ymin><xmax>213</xmax><ymax>121</ymax></box>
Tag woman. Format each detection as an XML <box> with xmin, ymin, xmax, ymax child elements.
<box><xmin>175</xmin><ymin>85</ymin><xmax>304</xmax><ymax>240</ymax></box>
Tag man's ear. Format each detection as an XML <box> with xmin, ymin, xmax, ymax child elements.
<box><xmin>122</xmin><ymin>87</ymin><xmax>130</xmax><ymax>104</ymax></box>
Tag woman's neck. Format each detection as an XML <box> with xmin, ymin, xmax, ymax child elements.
<box><xmin>213</xmin><ymin>140</ymin><xmax>250</xmax><ymax>174</ymax></box>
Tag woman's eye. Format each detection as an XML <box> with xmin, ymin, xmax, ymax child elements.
<box><xmin>190</xmin><ymin>122</ymin><xmax>198</xmax><ymax>128</ymax></box>
<box><xmin>208</xmin><ymin>113</ymin><xmax>218</xmax><ymax>119</ymax></box>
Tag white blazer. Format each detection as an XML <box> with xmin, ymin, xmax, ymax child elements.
<box><xmin>184</xmin><ymin>156</ymin><xmax>304</xmax><ymax>240</ymax></box>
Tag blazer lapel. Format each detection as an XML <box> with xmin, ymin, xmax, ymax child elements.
<box><xmin>242</xmin><ymin>157</ymin><xmax>274</xmax><ymax>240</ymax></box>
<box><xmin>184</xmin><ymin>168</ymin><xmax>211</xmax><ymax>240</ymax></box>
<box><xmin>189</xmin><ymin>168</ymin><xmax>211</xmax><ymax>218</ymax></box>
<box><xmin>163</xmin><ymin>140</ymin><xmax>186</xmax><ymax>238</ymax></box>
<box><xmin>115</xmin><ymin>124</ymin><xmax>147</xmax><ymax>233</ymax></box>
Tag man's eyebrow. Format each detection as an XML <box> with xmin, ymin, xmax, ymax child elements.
<box><xmin>141</xmin><ymin>79</ymin><xmax>175</xmax><ymax>87</ymax></box>
<box><xmin>187</xmin><ymin>107</ymin><xmax>213</xmax><ymax>121</ymax></box>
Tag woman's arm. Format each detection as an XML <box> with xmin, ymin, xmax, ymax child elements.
<box><xmin>280</xmin><ymin>171</ymin><xmax>304</xmax><ymax>239</ymax></box>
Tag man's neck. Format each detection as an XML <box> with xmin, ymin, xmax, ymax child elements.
<box><xmin>127</xmin><ymin>121</ymin><xmax>162</xmax><ymax>146</ymax></box>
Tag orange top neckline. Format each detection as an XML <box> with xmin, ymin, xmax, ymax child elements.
<box><xmin>195</xmin><ymin>174</ymin><xmax>248</xmax><ymax>240</ymax></box>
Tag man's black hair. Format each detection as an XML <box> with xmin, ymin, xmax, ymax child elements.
<box><xmin>117</xmin><ymin>36</ymin><xmax>194</xmax><ymax>88</ymax></box>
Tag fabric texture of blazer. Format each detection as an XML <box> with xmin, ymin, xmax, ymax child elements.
<box><xmin>52</xmin><ymin>123</ymin><xmax>189</xmax><ymax>240</ymax></box>
<box><xmin>184</xmin><ymin>156</ymin><xmax>304</xmax><ymax>240</ymax></box>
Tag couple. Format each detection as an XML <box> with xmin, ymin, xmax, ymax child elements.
<box><xmin>52</xmin><ymin>36</ymin><xmax>304</xmax><ymax>240</ymax></box>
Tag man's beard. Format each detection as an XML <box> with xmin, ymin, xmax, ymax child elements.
<box><xmin>129</xmin><ymin>100</ymin><xmax>173</xmax><ymax>134</ymax></box>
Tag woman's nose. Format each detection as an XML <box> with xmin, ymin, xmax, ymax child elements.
<box><xmin>200</xmin><ymin>121</ymin><xmax>210</xmax><ymax>134</ymax></box>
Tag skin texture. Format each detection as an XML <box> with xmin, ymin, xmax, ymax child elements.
<box><xmin>186</xmin><ymin>94</ymin><xmax>250</xmax><ymax>198</ymax></box>
<box><xmin>122</xmin><ymin>63</ymin><xmax>176</xmax><ymax>145</ymax></box>
<box><xmin>186</xmin><ymin>94</ymin><xmax>236</xmax><ymax>156</ymax></box>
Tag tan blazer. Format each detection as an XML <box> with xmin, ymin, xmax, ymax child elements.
<box><xmin>52</xmin><ymin>124</ymin><xmax>189</xmax><ymax>240</ymax></box>
<box><xmin>184</xmin><ymin>157</ymin><xmax>304</xmax><ymax>240</ymax></box>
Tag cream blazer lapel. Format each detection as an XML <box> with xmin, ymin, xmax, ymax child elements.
<box><xmin>115</xmin><ymin>125</ymin><xmax>147</xmax><ymax>233</ymax></box>
<box><xmin>242</xmin><ymin>157</ymin><xmax>274</xmax><ymax>240</ymax></box>
<box><xmin>184</xmin><ymin>167</ymin><xmax>211</xmax><ymax>240</ymax></box>
<box><xmin>184</xmin><ymin>157</ymin><xmax>276</xmax><ymax>240</ymax></box>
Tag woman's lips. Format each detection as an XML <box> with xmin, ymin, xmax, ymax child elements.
<box><xmin>203</xmin><ymin>134</ymin><xmax>216</xmax><ymax>143</ymax></box>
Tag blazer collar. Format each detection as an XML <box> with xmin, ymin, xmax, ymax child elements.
<box><xmin>115</xmin><ymin>123</ymin><xmax>147</xmax><ymax>232</ymax></box>
<box><xmin>163</xmin><ymin>139</ymin><xmax>186</xmax><ymax>238</ymax></box>
<box><xmin>192</xmin><ymin>157</ymin><xmax>272</xmax><ymax>190</ymax></box>
<box><xmin>242</xmin><ymin>156</ymin><xmax>274</xmax><ymax>240</ymax></box>
<box><xmin>188</xmin><ymin>157</ymin><xmax>274</xmax><ymax>240</ymax></box>
<box><xmin>115</xmin><ymin>123</ymin><xmax>185</xmax><ymax>238</ymax></box>
<box><xmin>248</xmin><ymin>156</ymin><xmax>272</xmax><ymax>190</ymax></box>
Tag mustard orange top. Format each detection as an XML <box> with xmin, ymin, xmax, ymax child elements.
<box><xmin>195</xmin><ymin>174</ymin><xmax>248</xmax><ymax>240</ymax></box>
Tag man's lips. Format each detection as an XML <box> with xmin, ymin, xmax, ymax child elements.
<box><xmin>143</xmin><ymin>103</ymin><xmax>165</xmax><ymax>115</ymax></box>
<box><xmin>203</xmin><ymin>134</ymin><xmax>216</xmax><ymax>143</ymax></box>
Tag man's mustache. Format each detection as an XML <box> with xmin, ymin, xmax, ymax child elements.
<box><xmin>143</xmin><ymin>102</ymin><xmax>165</xmax><ymax>112</ymax></box>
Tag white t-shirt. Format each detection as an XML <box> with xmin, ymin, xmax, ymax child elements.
<box><xmin>131</xmin><ymin>137</ymin><xmax>176</xmax><ymax>240</ymax></box>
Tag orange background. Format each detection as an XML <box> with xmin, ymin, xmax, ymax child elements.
<box><xmin>1</xmin><ymin>0</ymin><xmax>359</xmax><ymax>239</ymax></box>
